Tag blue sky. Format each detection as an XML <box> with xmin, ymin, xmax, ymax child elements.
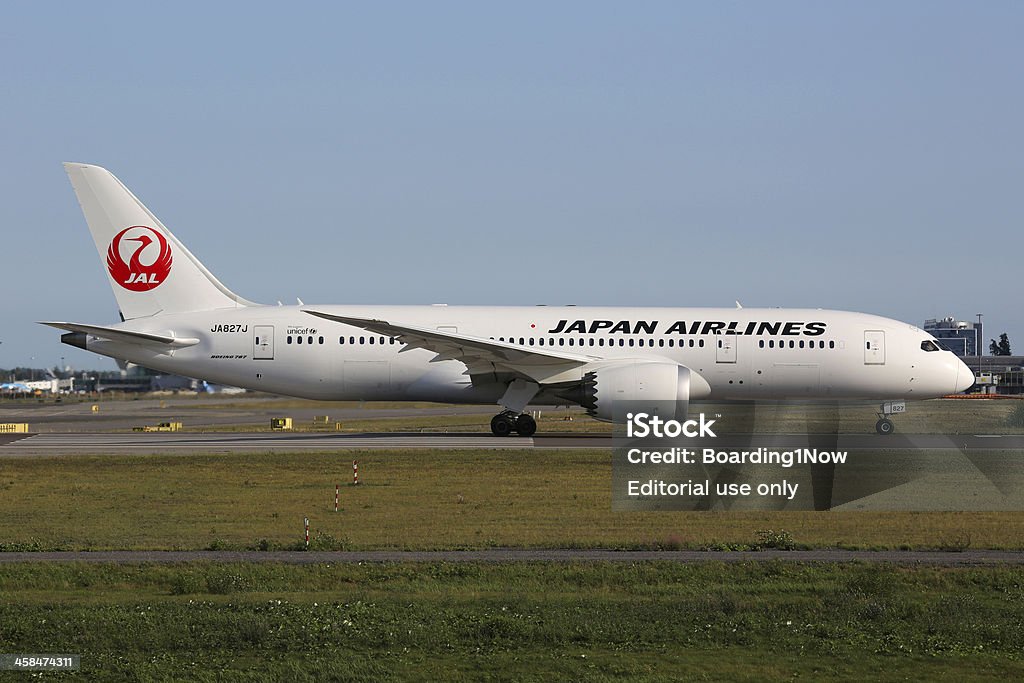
<box><xmin>1</xmin><ymin>2</ymin><xmax>1021</xmax><ymax>369</ymax></box>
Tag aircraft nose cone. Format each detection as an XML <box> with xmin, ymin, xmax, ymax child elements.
<box><xmin>954</xmin><ymin>358</ymin><xmax>975</xmax><ymax>393</ymax></box>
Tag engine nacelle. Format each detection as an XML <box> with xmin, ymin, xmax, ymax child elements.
<box><xmin>564</xmin><ymin>361</ymin><xmax>712</xmax><ymax>423</ymax></box>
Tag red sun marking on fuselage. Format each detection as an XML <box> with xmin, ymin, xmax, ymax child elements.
<box><xmin>106</xmin><ymin>226</ymin><xmax>173</xmax><ymax>291</ymax></box>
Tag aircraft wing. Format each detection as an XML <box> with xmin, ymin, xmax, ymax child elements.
<box><xmin>38</xmin><ymin>322</ymin><xmax>200</xmax><ymax>350</ymax></box>
<box><xmin>303</xmin><ymin>310</ymin><xmax>596</xmax><ymax>383</ymax></box>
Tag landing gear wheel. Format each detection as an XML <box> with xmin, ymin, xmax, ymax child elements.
<box><xmin>515</xmin><ymin>413</ymin><xmax>537</xmax><ymax>437</ymax></box>
<box><xmin>490</xmin><ymin>414</ymin><xmax>515</xmax><ymax>437</ymax></box>
<box><xmin>875</xmin><ymin>418</ymin><xmax>894</xmax><ymax>435</ymax></box>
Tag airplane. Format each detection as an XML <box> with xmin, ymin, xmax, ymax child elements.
<box><xmin>43</xmin><ymin>163</ymin><xmax>974</xmax><ymax>437</ymax></box>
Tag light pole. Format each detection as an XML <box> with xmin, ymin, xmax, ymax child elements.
<box><xmin>976</xmin><ymin>313</ymin><xmax>983</xmax><ymax>379</ymax></box>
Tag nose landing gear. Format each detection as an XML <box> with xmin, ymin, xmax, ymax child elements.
<box><xmin>875</xmin><ymin>400</ymin><xmax>905</xmax><ymax>435</ymax></box>
<box><xmin>490</xmin><ymin>410</ymin><xmax>537</xmax><ymax>437</ymax></box>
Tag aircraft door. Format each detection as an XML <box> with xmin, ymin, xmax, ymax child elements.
<box><xmin>254</xmin><ymin>325</ymin><xmax>274</xmax><ymax>360</ymax></box>
<box><xmin>864</xmin><ymin>330</ymin><xmax>885</xmax><ymax>365</ymax></box>
<box><xmin>716</xmin><ymin>335</ymin><xmax>737</xmax><ymax>363</ymax></box>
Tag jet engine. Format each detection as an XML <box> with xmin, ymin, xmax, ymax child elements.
<box><xmin>557</xmin><ymin>361</ymin><xmax>712</xmax><ymax>423</ymax></box>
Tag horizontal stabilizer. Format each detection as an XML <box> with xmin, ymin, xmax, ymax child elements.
<box><xmin>38</xmin><ymin>321</ymin><xmax>200</xmax><ymax>349</ymax></box>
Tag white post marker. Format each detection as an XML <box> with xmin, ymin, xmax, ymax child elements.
<box><xmin>335</xmin><ymin>484</ymin><xmax>340</xmax><ymax>512</ymax></box>
<box><xmin>353</xmin><ymin>460</ymin><xmax>359</xmax><ymax>486</ymax></box>
<box><xmin>304</xmin><ymin>517</ymin><xmax>309</xmax><ymax>549</ymax></box>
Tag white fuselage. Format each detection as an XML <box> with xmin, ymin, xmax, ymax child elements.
<box><xmin>80</xmin><ymin>305</ymin><xmax>973</xmax><ymax>404</ymax></box>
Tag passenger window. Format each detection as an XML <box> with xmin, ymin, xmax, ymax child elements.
<box><xmin>319</xmin><ymin>337</ymin><xmax>324</xmax><ymax>345</ymax></box>
<box><xmin>799</xmin><ymin>340</ymin><xmax>804</xmax><ymax>349</ymax></box>
<box><xmin>589</xmin><ymin>339</ymin><xmax>595</xmax><ymax>347</ymax></box>
<box><xmin>339</xmin><ymin>336</ymin><xmax>344</xmax><ymax>345</ymax></box>
<box><xmin>539</xmin><ymin>338</ymin><xmax>545</xmax><ymax>346</ymax></box>
<box><xmin>829</xmin><ymin>340</ymin><xmax>835</xmax><ymax>349</ymax></box>
<box><xmin>629</xmin><ymin>339</ymin><xmax>635</xmax><ymax>347</ymax></box>
<box><xmin>360</xmin><ymin>336</ymin><xmax>365</xmax><ymax>344</ymax></box>
<box><xmin>287</xmin><ymin>335</ymin><xmax>292</xmax><ymax>344</ymax></box>
<box><xmin>297</xmin><ymin>336</ymin><xmax>303</xmax><ymax>345</ymax></box>
<box><xmin>699</xmin><ymin>339</ymin><xmax>705</xmax><ymax>348</ymax></box>
<box><xmin>638</xmin><ymin>339</ymin><xmax>644</xmax><ymax>347</ymax></box>
<box><xmin>349</xmin><ymin>336</ymin><xmax>355</xmax><ymax>344</ymax></box>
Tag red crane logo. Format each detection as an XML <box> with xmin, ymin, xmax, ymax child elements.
<box><xmin>106</xmin><ymin>226</ymin><xmax>173</xmax><ymax>291</ymax></box>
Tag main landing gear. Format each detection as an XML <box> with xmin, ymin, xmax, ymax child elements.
<box><xmin>490</xmin><ymin>410</ymin><xmax>537</xmax><ymax>437</ymax></box>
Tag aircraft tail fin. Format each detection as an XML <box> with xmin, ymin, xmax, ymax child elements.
<box><xmin>63</xmin><ymin>163</ymin><xmax>255</xmax><ymax>320</ymax></box>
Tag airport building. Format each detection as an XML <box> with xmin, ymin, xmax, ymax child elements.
<box><xmin>76</xmin><ymin>366</ymin><xmax>196</xmax><ymax>393</ymax></box>
<box><xmin>924</xmin><ymin>316</ymin><xmax>982</xmax><ymax>357</ymax></box>
<box><xmin>964</xmin><ymin>356</ymin><xmax>1024</xmax><ymax>395</ymax></box>
<box><xmin>24</xmin><ymin>378</ymin><xmax>75</xmax><ymax>394</ymax></box>
<box><xmin>922</xmin><ymin>316</ymin><xmax>1021</xmax><ymax>394</ymax></box>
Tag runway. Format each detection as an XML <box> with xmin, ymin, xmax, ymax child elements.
<box><xmin>4</xmin><ymin>430</ymin><xmax>1024</xmax><ymax>455</ymax></box>
<box><xmin>0</xmin><ymin>396</ymin><xmax>502</xmax><ymax>433</ymax></box>
<box><xmin>0</xmin><ymin>549</ymin><xmax>1021</xmax><ymax>565</ymax></box>
<box><xmin>4</xmin><ymin>431</ymin><xmax>533</xmax><ymax>453</ymax></box>
<box><xmin>4</xmin><ymin>396</ymin><xmax>1022</xmax><ymax>454</ymax></box>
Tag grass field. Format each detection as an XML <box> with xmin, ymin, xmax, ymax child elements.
<box><xmin>1</xmin><ymin>561</ymin><xmax>1022</xmax><ymax>681</ymax></box>
<box><xmin>1</xmin><ymin>450</ymin><xmax>1023</xmax><ymax>551</ymax></box>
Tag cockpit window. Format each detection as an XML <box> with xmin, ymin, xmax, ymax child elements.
<box><xmin>921</xmin><ymin>340</ymin><xmax>941</xmax><ymax>352</ymax></box>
